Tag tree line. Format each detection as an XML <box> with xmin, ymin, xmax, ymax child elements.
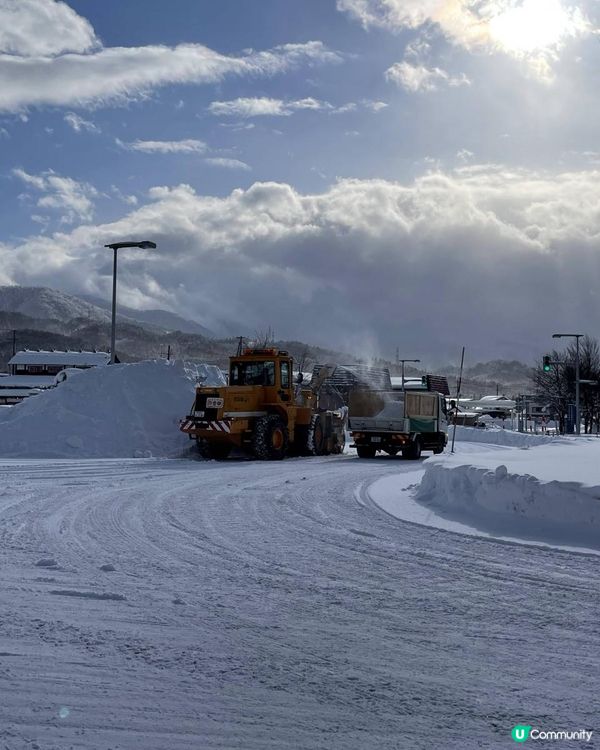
<box><xmin>532</xmin><ymin>335</ymin><xmax>600</xmax><ymax>434</ymax></box>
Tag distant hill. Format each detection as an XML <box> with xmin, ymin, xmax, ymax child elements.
<box><xmin>0</xmin><ymin>286</ymin><xmax>215</xmax><ymax>337</ymax></box>
<box><xmin>0</xmin><ymin>286</ymin><xmax>112</xmax><ymax>325</ymax></box>
<box><xmin>435</xmin><ymin>359</ymin><xmax>533</xmax><ymax>398</ymax></box>
<box><xmin>79</xmin><ymin>294</ymin><xmax>215</xmax><ymax>337</ymax></box>
<box><xmin>0</xmin><ymin>286</ymin><xmax>534</xmax><ymax>396</ymax></box>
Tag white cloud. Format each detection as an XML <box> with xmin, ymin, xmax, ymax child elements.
<box><xmin>365</xmin><ymin>100</ymin><xmax>388</xmax><ymax>112</ymax></box>
<box><xmin>209</xmin><ymin>96</ymin><xmax>388</xmax><ymax>117</ymax></box>
<box><xmin>456</xmin><ymin>148</ymin><xmax>474</xmax><ymax>162</ymax></box>
<box><xmin>0</xmin><ymin>0</ymin><xmax>341</xmax><ymax>115</ymax></box>
<box><xmin>338</xmin><ymin>0</ymin><xmax>592</xmax><ymax>77</ymax></box>
<box><xmin>118</xmin><ymin>138</ymin><xmax>208</xmax><ymax>154</ymax></box>
<box><xmin>332</xmin><ymin>99</ymin><xmax>388</xmax><ymax>114</ymax></box>
<box><xmin>64</xmin><ymin>112</ymin><xmax>100</xmax><ymax>133</ymax></box>
<box><xmin>3</xmin><ymin>166</ymin><xmax>600</xmax><ymax>360</ymax></box>
<box><xmin>208</xmin><ymin>96</ymin><xmax>333</xmax><ymax>118</ymax></box>
<box><xmin>110</xmin><ymin>185</ymin><xmax>138</xmax><ymax>206</ymax></box>
<box><xmin>385</xmin><ymin>61</ymin><xmax>470</xmax><ymax>91</ymax></box>
<box><xmin>204</xmin><ymin>158</ymin><xmax>251</xmax><ymax>171</ymax></box>
<box><xmin>13</xmin><ymin>167</ymin><xmax>97</xmax><ymax>224</ymax></box>
<box><xmin>0</xmin><ymin>0</ymin><xmax>98</xmax><ymax>57</ymax></box>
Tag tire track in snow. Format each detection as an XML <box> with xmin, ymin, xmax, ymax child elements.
<box><xmin>0</xmin><ymin>455</ymin><xmax>598</xmax><ymax>749</ymax></box>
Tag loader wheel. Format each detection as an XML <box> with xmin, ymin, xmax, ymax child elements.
<box><xmin>252</xmin><ymin>415</ymin><xmax>288</xmax><ymax>460</ymax></box>
<box><xmin>356</xmin><ymin>445</ymin><xmax>376</xmax><ymax>459</ymax></box>
<box><xmin>197</xmin><ymin>440</ymin><xmax>231</xmax><ymax>460</ymax></box>
<box><xmin>307</xmin><ymin>414</ymin><xmax>326</xmax><ymax>456</ymax></box>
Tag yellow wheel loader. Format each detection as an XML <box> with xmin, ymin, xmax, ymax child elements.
<box><xmin>180</xmin><ymin>348</ymin><xmax>347</xmax><ymax>460</ymax></box>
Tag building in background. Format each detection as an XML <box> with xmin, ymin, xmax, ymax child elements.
<box><xmin>0</xmin><ymin>350</ymin><xmax>110</xmax><ymax>404</ymax></box>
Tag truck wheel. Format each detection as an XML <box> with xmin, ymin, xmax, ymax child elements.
<box><xmin>252</xmin><ymin>415</ymin><xmax>288</xmax><ymax>460</ymax></box>
<box><xmin>307</xmin><ymin>414</ymin><xmax>326</xmax><ymax>456</ymax></box>
<box><xmin>197</xmin><ymin>440</ymin><xmax>231</xmax><ymax>460</ymax></box>
<box><xmin>356</xmin><ymin>445</ymin><xmax>376</xmax><ymax>459</ymax></box>
<box><xmin>331</xmin><ymin>430</ymin><xmax>346</xmax><ymax>455</ymax></box>
<box><xmin>402</xmin><ymin>438</ymin><xmax>422</xmax><ymax>460</ymax></box>
<box><xmin>432</xmin><ymin>445</ymin><xmax>444</xmax><ymax>455</ymax></box>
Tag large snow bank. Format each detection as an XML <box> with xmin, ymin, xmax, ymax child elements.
<box><xmin>450</xmin><ymin>424</ymin><xmax>559</xmax><ymax>448</ymax></box>
<box><xmin>415</xmin><ymin>441</ymin><xmax>600</xmax><ymax>550</ymax></box>
<box><xmin>0</xmin><ymin>360</ymin><xmax>196</xmax><ymax>459</ymax></box>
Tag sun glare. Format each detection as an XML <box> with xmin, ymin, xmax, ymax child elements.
<box><xmin>488</xmin><ymin>0</ymin><xmax>581</xmax><ymax>54</ymax></box>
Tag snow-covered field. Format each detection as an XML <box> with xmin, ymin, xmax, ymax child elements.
<box><xmin>0</xmin><ymin>365</ymin><xmax>599</xmax><ymax>748</ymax></box>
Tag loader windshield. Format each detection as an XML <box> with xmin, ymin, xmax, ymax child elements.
<box><xmin>230</xmin><ymin>360</ymin><xmax>276</xmax><ymax>386</ymax></box>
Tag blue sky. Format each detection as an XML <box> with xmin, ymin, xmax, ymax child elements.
<box><xmin>0</xmin><ymin>0</ymin><xmax>599</xmax><ymax>362</ymax></box>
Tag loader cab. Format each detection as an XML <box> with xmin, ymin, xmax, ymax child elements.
<box><xmin>229</xmin><ymin>349</ymin><xmax>294</xmax><ymax>403</ymax></box>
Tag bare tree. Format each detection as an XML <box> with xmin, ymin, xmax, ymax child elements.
<box><xmin>532</xmin><ymin>349</ymin><xmax>569</xmax><ymax>433</ymax></box>
<box><xmin>532</xmin><ymin>335</ymin><xmax>600</xmax><ymax>434</ymax></box>
<box><xmin>253</xmin><ymin>327</ymin><xmax>275</xmax><ymax>348</ymax></box>
<box><xmin>565</xmin><ymin>336</ymin><xmax>600</xmax><ymax>433</ymax></box>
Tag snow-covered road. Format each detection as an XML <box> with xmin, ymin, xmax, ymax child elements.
<box><xmin>1</xmin><ymin>454</ymin><xmax>598</xmax><ymax>749</ymax></box>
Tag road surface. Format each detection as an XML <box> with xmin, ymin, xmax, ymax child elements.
<box><xmin>0</xmin><ymin>454</ymin><xmax>598</xmax><ymax>749</ymax></box>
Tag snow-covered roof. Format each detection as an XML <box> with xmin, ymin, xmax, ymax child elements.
<box><xmin>0</xmin><ymin>375</ymin><xmax>55</xmax><ymax>388</ymax></box>
<box><xmin>9</xmin><ymin>350</ymin><xmax>110</xmax><ymax>367</ymax></box>
<box><xmin>0</xmin><ymin>388</ymin><xmax>41</xmax><ymax>398</ymax></box>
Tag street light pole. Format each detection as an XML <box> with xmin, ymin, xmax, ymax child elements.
<box><xmin>104</xmin><ymin>240</ymin><xmax>157</xmax><ymax>364</ymax></box>
<box><xmin>398</xmin><ymin>358</ymin><xmax>421</xmax><ymax>390</ymax></box>
<box><xmin>110</xmin><ymin>246</ymin><xmax>118</xmax><ymax>366</ymax></box>
<box><xmin>552</xmin><ymin>333</ymin><xmax>583</xmax><ymax>436</ymax></box>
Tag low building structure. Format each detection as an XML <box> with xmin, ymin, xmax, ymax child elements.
<box><xmin>0</xmin><ymin>350</ymin><xmax>110</xmax><ymax>404</ymax></box>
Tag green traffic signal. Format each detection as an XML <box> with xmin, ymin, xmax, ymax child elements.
<box><xmin>543</xmin><ymin>355</ymin><xmax>551</xmax><ymax>372</ymax></box>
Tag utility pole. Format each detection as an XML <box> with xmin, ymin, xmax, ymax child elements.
<box><xmin>451</xmin><ymin>347</ymin><xmax>465</xmax><ymax>454</ymax></box>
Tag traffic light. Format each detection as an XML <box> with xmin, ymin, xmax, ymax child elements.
<box><xmin>543</xmin><ymin>355</ymin><xmax>552</xmax><ymax>372</ymax></box>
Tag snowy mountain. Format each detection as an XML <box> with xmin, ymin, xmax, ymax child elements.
<box><xmin>0</xmin><ymin>286</ymin><xmax>214</xmax><ymax>336</ymax></box>
<box><xmin>79</xmin><ymin>293</ymin><xmax>214</xmax><ymax>337</ymax></box>
<box><xmin>0</xmin><ymin>286</ymin><xmax>112</xmax><ymax>324</ymax></box>
<box><xmin>0</xmin><ymin>286</ymin><xmax>534</xmax><ymax>396</ymax></box>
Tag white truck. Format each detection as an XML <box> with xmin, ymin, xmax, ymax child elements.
<box><xmin>349</xmin><ymin>388</ymin><xmax>448</xmax><ymax>459</ymax></box>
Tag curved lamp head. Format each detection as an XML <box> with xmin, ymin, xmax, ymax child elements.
<box><xmin>104</xmin><ymin>240</ymin><xmax>157</xmax><ymax>250</ymax></box>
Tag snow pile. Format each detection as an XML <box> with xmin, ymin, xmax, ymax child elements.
<box><xmin>183</xmin><ymin>361</ymin><xmax>226</xmax><ymax>386</ymax></box>
<box><xmin>0</xmin><ymin>360</ymin><xmax>196</xmax><ymax>458</ymax></box>
<box><xmin>415</xmin><ymin>441</ymin><xmax>600</xmax><ymax>550</ymax></box>
<box><xmin>450</xmin><ymin>424</ymin><xmax>559</xmax><ymax>448</ymax></box>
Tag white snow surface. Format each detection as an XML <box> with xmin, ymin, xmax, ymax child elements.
<box><xmin>373</xmin><ymin>440</ymin><xmax>600</xmax><ymax>552</ymax></box>
<box><xmin>0</xmin><ymin>360</ymin><xmax>197</xmax><ymax>458</ymax></box>
<box><xmin>0</xmin><ymin>454</ymin><xmax>598</xmax><ymax>749</ymax></box>
<box><xmin>450</xmin><ymin>424</ymin><xmax>560</xmax><ymax>447</ymax></box>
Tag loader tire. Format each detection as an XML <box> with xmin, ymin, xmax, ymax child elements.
<box><xmin>307</xmin><ymin>414</ymin><xmax>327</xmax><ymax>456</ymax></box>
<box><xmin>356</xmin><ymin>445</ymin><xmax>376</xmax><ymax>459</ymax></box>
<box><xmin>197</xmin><ymin>440</ymin><xmax>231</xmax><ymax>460</ymax></box>
<box><xmin>252</xmin><ymin>415</ymin><xmax>288</xmax><ymax>460</ymax></box>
